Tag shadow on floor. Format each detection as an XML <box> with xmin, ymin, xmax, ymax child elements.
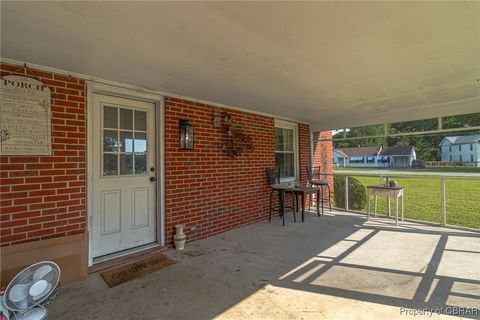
<box><xmin>48</xmin><ymin>211</ymin><xmax>480</xmax><ymax>320</ymax></box>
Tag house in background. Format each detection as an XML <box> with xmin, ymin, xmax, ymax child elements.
<box><xmin>334</xmin><ymin>146</ymin><xmax>416</xmax><ymax>168</ymax></box>
<box><xmin>333</xmin><ymin>147</ymin><xmax>381</xmax><ymax>168</ymax></box>
<box><xmin>439</xmin><ymin>134</ymin><xmax>480</xmax><ymax>166</ymax></box>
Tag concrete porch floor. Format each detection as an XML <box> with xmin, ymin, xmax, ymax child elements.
<box><xmin>48</xmin><ymin>211</ymin><xmax>480</xmax><ymax>320</ymax></box>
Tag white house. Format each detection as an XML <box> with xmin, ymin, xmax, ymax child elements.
<box><xmin>439</xmin><ymin>134</ymin><xmax>480</xmax><ymax>166</ymax></box>
<box><xmin>334</xmin><ymin>146</ymin><xmax>416</xmax><ymax>168</ymax></box>
<box><xmin>333</xmin><ymin>147</ymin><xmax>381</xmax><ymax>168</ymax></box>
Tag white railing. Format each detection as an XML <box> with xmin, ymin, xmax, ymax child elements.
<box><xmin>315</xmin><ymin>170</ymin><xmax>480</xmax><ymax>230</ymax></box>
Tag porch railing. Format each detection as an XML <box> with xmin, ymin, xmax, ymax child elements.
<box><xmin>315</xmin><ymin>171</ymin><xmax>480</xmax><ymax>230</ymax></box>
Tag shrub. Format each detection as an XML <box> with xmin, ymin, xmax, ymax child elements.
<box><xmin>333</xmin><ymin>176</ymin><xmax>367</xmax><ymax>210</ymax></box>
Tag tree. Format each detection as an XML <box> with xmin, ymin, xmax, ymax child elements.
<box><xmin>332</xmin><ymin>113</ymin><xmax>480</xmax><ymax>161</ymax></box>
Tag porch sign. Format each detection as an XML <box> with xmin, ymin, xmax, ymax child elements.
<box><xmin>0</xmin><ymin>75</ymin><xmax>52</xmax><ymax>155</ymax></box>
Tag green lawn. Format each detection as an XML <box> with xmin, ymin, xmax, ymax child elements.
<box><xmin>337</xmin><ymin>175</ymin><xmax>480</xmax><ymax>229</ymax></box>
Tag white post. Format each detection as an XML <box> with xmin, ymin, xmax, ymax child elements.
<box><xmin>345</xmin><ymin>176</ymin><xmax>349</xmax><ymax>211</ymax></box>
<box><xmin>441</xmin><ymin>178</ymin><xmax>446</xmax><ymax>226</ymax></box>
<box><xmin>385</xmin><ymin>177</ymin><xmax>390</xmax><ymax>217</ymax></box>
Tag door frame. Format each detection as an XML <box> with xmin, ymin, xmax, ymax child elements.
<box><xmin>86</xmin><ymin>82</ymin><xmax>165</xmax><ymax>267</ymax></box>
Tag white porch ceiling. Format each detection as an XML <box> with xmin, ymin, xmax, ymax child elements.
<box><xmin>1</xmin><ymin>1</ymin><xmax>479</xmax><ymax>131</ymax></box>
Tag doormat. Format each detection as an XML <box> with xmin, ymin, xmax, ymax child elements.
<box><xmin>100</xmin><ymin>253</ymin><xmax>175</xmax><ymax>288</ymax></box>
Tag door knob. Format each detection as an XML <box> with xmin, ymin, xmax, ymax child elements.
<box><xmin>150</xmin><ymin>177</ymin><xmax>156</xmax><ymax>182</ymax></box>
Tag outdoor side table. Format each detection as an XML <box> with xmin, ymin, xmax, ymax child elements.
<box><xmin>367</xmin><ymin>185</ymin><xmax>404</xmax><ymax>226</ymax></box>
<box><xmin>292</xmin><ymin>187</ymin><xmax>321</xmax><ymax>222</ymax></box>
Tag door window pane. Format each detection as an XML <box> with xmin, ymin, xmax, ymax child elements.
<box><xmin>120</xmin><ymin>153</ymin><xmax>134</xmax><ymax>175</ymax></box>
<box><xmin>120</xmin><ymin>108</ymin><xmax>133</xmax><ymax>130</ymax></box>
<box><xmin>120</xmin><ymin>131</ymin><xmax>134</xmax><ymax>152</ymax></box>
<box><xmin>103</xmin><ymin>106</ymin><xmax>118</xmax><ymax>128</ymax></box>
<box><xmin>135</xmin><ymin>111</ymin><xmax>147</xmax><ymax>131</ymax></box>
<box><xmin>134</xmin><ymin>132</ymin><xmax>147</xmax><ymax>152</ymax></box>
<box><xmin>103</xmin><ymin>154</ymin><xmax>118</xmax><ymax>176</ymax></box>
<box><xmin>103</xmin><ymin>130</ymin><xmax>119</xmax><ymax>152</ymax></box>
<box><xmin>135</xmin><ymin>154</ymin><xmax>147</xmax><ymax>174</ymax></box>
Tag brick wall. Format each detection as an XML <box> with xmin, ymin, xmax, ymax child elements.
<box><xmin>0</xmin><ymin>62</ymin><xmax>321</xmax><ymax>250</ymax></box>
<box><xmin>0</xmin><ymin>63</ymin><xmax>87</xmax><ymax>246</ymax></box>
<box><xmin>298</xmin><ymin>123</ymin><xmax>310</xmax><ymax>186</ymax></box>
<box><xmin>312</xmin><ymin>131</ymin><xmax>334</xmax><ymax>197</ymax></box>
<box><xmin>164</xmin><ymin>97</ymin><xmax>279</xmax><ymax>246</ymax></box>
<box><xmin>313</xmin><ymin>131</ymin><xmax>333</xmax><ymax>173</ymax></box>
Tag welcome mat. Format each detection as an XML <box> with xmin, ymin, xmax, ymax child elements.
<box><xmin>100</xmin><ymin>253</ymin><xmax>175</xmax><ymax>288</ymax></box>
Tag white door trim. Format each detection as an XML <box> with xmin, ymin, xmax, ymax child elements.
<box><xmin>86</xmin><ymin>82</ymin><xmax>165</xmax><ymax>267</ymax></box>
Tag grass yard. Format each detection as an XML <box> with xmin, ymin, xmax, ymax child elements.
<box><xmin>340</xmin><ymin>175</ymin><xmax>480</xmax><ymax>229</ymax></box>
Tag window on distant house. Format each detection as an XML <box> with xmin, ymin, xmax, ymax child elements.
<box><xmin>275</xmin><ymin>120</ymin><xmax>298</xmax><ymax>182</ymax></box>
<box><xmin>460</xmin><ymin>155</ymin><xmax>463</xmax><ymax>162</ymax></box>
<box><xmin>459</xmin><ymin>145</ymin><xmax>462</xmax><ymax>151</ymax></box>
<box><xmin>471</xmin><ymin>154</ymin><xmax>474</xmax><ymax>162</ymax></box>
<box><xmin>449</xmin><ymin>155</ymin><xmax>452</xmax><ymax>162</ymax></box>
<box><xmin>350</xmin><ymin>158</ymin><xmax>364</xmax><ymax>164</ymax></box>
<box><xmin>470</xmin><ymin>144</ymin><xmax>473</xmax><ymax>151</ymax></box>
<box><xmin>449</xmin><ymin>145</ymin><xmax>452</xmax><ymax>152</ymax></box>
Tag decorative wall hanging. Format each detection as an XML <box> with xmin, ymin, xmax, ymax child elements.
<box><xmin>213</xmin><ymin>109</ymin><xmax>254</xmax><ymax>158</ymax></box>
<box><xmin>0</xmin><ymin>75</ymin><xmax>52</xmax><ymax>155</ymax></box>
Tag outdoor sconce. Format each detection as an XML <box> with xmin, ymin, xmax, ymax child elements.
<box><xmin>179</xmin><ymin>119</ymin><xmax>194</xmax><ymax>150</ymax></box>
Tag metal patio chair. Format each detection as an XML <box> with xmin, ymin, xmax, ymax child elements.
<box><xmin>306</xmin><ymin>166</ymin><xmax>332</xmax><ymax>214</ymax></box>
<box><xmin>266</xmin><ymin>168</ymin><xmax>296</xmax><ymax>226</ymax></box>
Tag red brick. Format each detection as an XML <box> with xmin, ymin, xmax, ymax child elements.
<box><xmin>53</xmin><ymin>74</ymin><xmax>78</xmax><ymax>84</ymax></box>
<box><xmin>26</xmin><ymin>68</ymin><xmax>53</xmax><ymax>79</ymax></box>
<box><xmin>2</xmin><ymin>206</ymin><xmax>28</xmax><ymax>215</ymax></box>
<box><xmin>27</xmin><ymin>228</ymin><xmax>55</xmax><ymax>238</ymax></box>
<box><xmin>14</xmin><ymin>197</ymin><xmax>43</xmax><ymax>205</ymax></box>
<box><xmin>1</xmin><ymin>219</ymin><xmax>28</xmax><ymax>228</ymax></box>
<box><xmin>9</xmin><ymin>157</ymin><xmax>39</xmax><ymax>163</ymax></box>
<box><xmin>1</xmin><ymin>163</ymin><xmax>25</xmax><ymax>170</ymax></box>
<box><xmin>1</xmin><ymin>233</ymin><xmax>27</xmax><ymax>243</ymax></box>
<box><xmin>13</xmin><ymin>224</ymin><xmax>42</xmax><ymax>233</ymax></box>
<box><xmin>1</xmin><ymin>191</ymin><xmax>28</xmax><ymax>199</ymax></box>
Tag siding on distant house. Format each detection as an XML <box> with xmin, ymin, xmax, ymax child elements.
<box><xmin>333</xmin><ymin>146</ymin><xmax>415</xmax><ymax>168</ymax></box>
<box><xmin>440</xmin><ymin>135</ymin><xmax>480</xmax><ymax>166</ymax></box>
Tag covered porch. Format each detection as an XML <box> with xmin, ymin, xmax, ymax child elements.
<box><xmin>1</xmin><ymin>2</ymin><xmax>479</xmax><ymax>319</ymax></box>
<box><xmin>48</xmin><ymin>211</ymin><xmax>480</xmax><ymax>319</ymax></box>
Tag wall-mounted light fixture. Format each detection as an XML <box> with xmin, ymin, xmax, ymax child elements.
<box><xmin>179</xmin><ymin>119</ymin><xmax>194</xmax><ymax>150</ymax></box>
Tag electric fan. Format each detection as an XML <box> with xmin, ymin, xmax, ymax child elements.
<box><xmin>3</xmin><ymin>261</ymin><xmax>60</xmax><ymax>320</ymax></box>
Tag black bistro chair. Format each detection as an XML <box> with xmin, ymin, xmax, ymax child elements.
<box><xmin>266</xmin><ymin>168</ymin><xmax>296</xmax><ymax>226</ymax></box>
<box><xmin>306</xmin><ymin>166</ymin><xmax>332</xmax><ymax>214</ymax></box>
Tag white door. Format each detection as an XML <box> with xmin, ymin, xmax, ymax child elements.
<box><xmin>92</xmin><ymin>93</ymin><xmax>157</xmax><ymax>258</ymax></box>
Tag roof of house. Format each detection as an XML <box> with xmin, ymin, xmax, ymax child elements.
<box><xmin>379</xmin><ymin>146</ymin><xmax>414</xmax><ymax>156</ymax></box>
<box><xmin>334</xmin><ymin>147</ymin><xmax>381</xmax><ymax>157</ymax></box>
<box><xmin>334</xmin><ymin>149</ymin><xmax>348</xmax><ymax>157</ymax></box>
<box><xmin>440</xmin><ymin>134</ymin><xmax>480</xmax><ymax>145</ymax></box>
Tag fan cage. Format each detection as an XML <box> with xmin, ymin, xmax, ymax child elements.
<box><xmin>3</xmin><ymin>261</ymin><xmax>60</xmax><ymax>312</ymax></box>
